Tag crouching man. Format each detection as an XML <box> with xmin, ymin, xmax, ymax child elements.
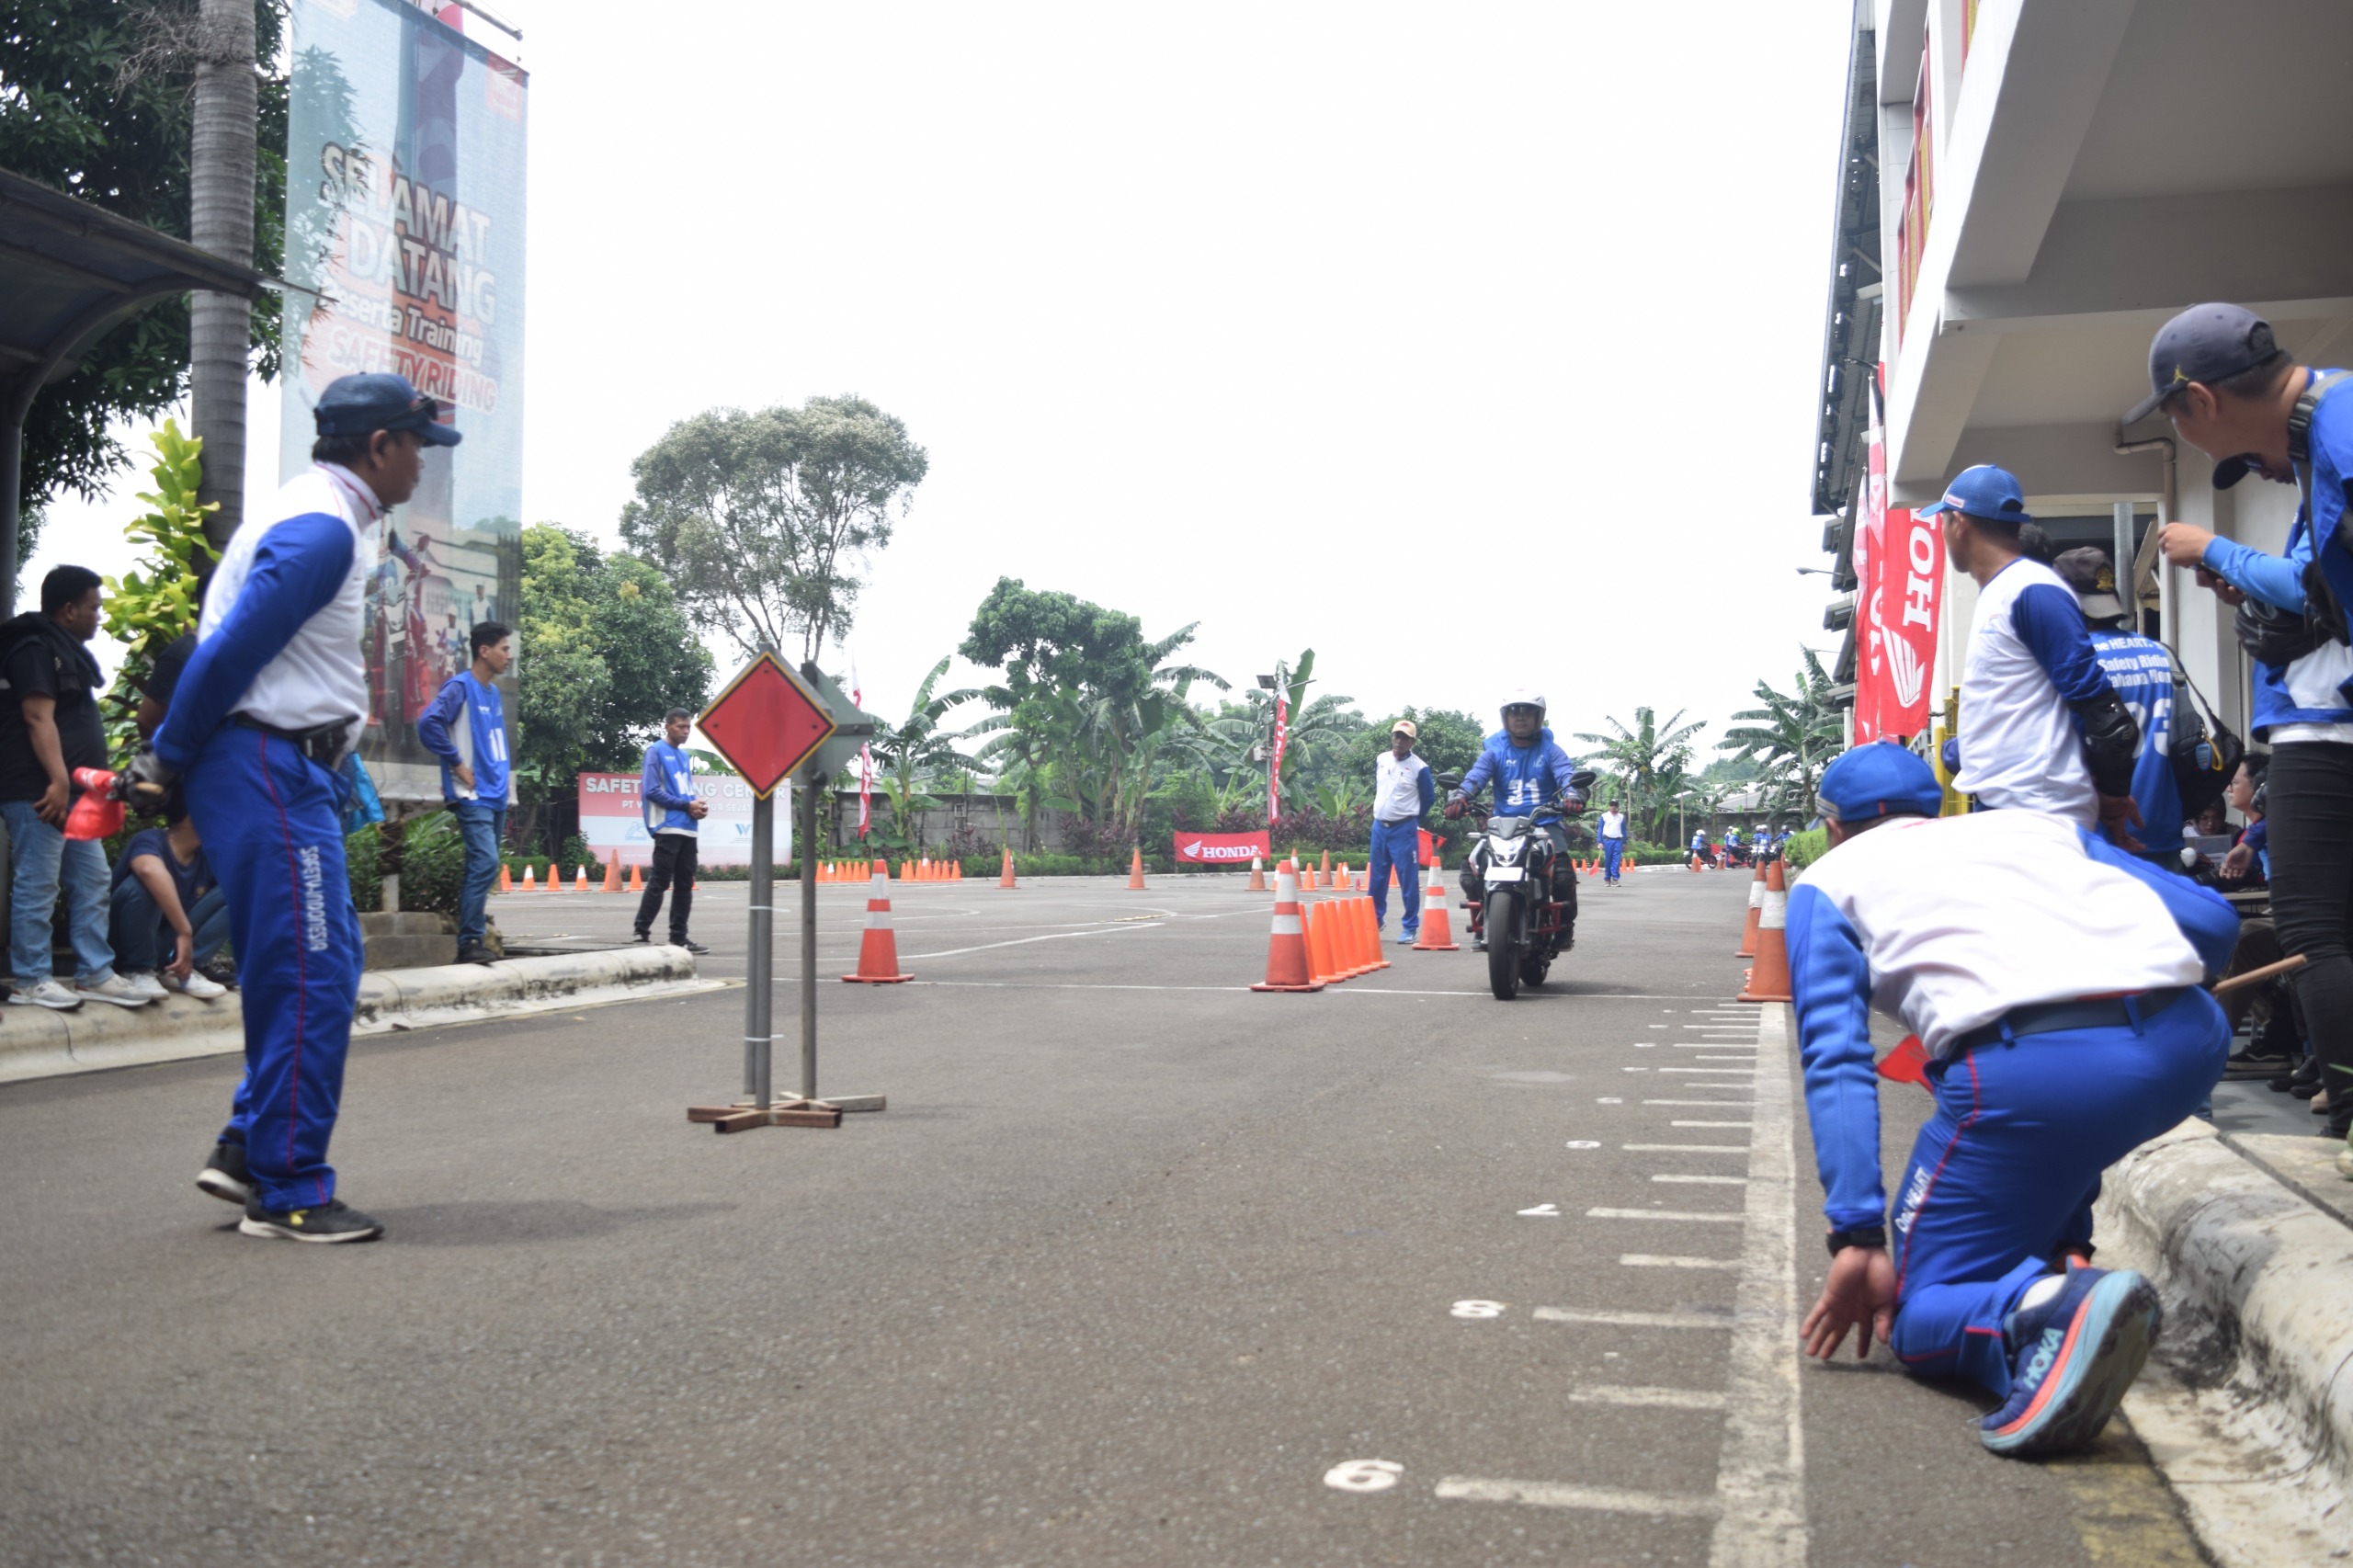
<box><xmin>1788</xmin><ymin>743</ymin><xmax>2235</xmax><ymax>1457</ymax></box>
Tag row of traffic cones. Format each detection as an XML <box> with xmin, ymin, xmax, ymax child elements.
<box><xmin>1736</xmin><ymin>854</ymin><xmax>1790</xmax><ymax>1003</ymax></box>
<box><xmin>1252</xmin><ymin>860</ymin><xmax>1459</xmax><ymax>991</ymax></box>
<box><xmin>496</xmin><ymin>854</ymin><xmax>659</xmax><ymax>894</ymax></box>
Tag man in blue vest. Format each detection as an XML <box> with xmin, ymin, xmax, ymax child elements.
<box><xmin>417</xmin><ymin>619</ymin><xmax>516</xmax><ymax>964</ymax></box>
<box><xmin>634</xmin><ymin>707</ymin><xmax>710</xmax><ymax>953</ymax></box>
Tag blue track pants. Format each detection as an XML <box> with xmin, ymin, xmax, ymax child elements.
<box><xmin>191</xmin><ymin>729</ymin><xmax>365</xmax><ymax>1212</ymax></box>
<box><xmin>1369</xmin><ymin>819</ymin><xmax>1422</xmax><ymax>932</ymax></box>
<box><xmin>1601</xmin><ymin>838</ymin><xmax>1624</xmax><ymax>883</ymax></box>
<box><xmin>1888</xmin><ymin>991</ymin><xmax>2226</xmax><ymax>1396</ymax></box>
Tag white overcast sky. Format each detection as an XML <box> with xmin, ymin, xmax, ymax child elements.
<box><xmin>38</xmin><ymin>0</ymin><xmax>1852</xmax><ymax>753</ymax></box>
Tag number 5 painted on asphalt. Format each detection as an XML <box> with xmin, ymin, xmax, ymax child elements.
<box><xmin>1324</xmin><ymin>1459</ymin><xmax>1404</xmax><ymax>1493</ymax></box>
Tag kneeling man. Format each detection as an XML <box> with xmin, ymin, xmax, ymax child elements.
<box><xmin>1788</xmin><ymin>744</ymin><xmax>2235</xmax><ymax>1456</ymax></box>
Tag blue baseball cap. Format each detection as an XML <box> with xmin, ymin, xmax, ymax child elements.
<box><xmin>1817</xmin><ymin>742</ymin><xmax>1943</xmax><ymax>824</ymax></box>
<box><xmin>313</xmin><ymin>373</ymin><xmax>462</xmax><ymax>446</ymax></box>
<box><xmin>2124</xmin><ymin>303</ymin><xmax>2279</xmax><ymax>426</ymax></box>
<box><xmin>1915</xmin><ymin>463</ymin><xmax>2032</xmax><ymax>525</ymax></box>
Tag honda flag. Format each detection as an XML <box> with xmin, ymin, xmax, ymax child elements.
<box><xmin>1173</xmin><ymin>830</ymin><xmax>1272</xmax><ymax>866</ymax></box>
<box><xmin>1855</xmin><ymin>368</ymin><xmax>1940</xmax><ymax>743</ymax></box>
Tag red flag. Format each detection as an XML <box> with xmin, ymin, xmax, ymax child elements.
<box><xmin>1267</xmin><ymin>695</ymin><xmax>1290</xmax><ymax>824</ymax></box>
<box><xmin>1856</xmin><ymin>366</ymin><xmax>1940</xmax><ymax>744</ymax></box>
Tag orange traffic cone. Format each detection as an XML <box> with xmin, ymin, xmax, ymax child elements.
<box><xmin>546</xmin><ymin>863</ymin><xmax>562</xmax><ymax>890</ymax></box>
<box><xmin>842</xmin><ymin>865</ymin><xmax>915</xmax><ymax>983</ymax></box>
<box><xmin>1358</xmin><ymin>896</ymin><xmax>1391</xmax><ymax>971</ymax></box>
<box><xmin>1304</xmin><ymin>898</ymin><xmax>1346</xmax><ymax>985</ymax></box>
<box><xmin>1247</xmin><ymin>857</ymin><xmax>1267</xmax><ymax>892</ymax></box>
<box><xmin>1127</xmin><ymin>846</ymin><xmax>1145</xmax><ymax>890</ymax></box>
<box><xmin>499</xmin><ymin>863</ymin><xmax>513</xmax><ymax>893</ymax></box>
<box><xmin>1000</xmin><ymin>847</ymin><xmax>1017</xmax><ymax>889</ymax></box>
<box><xmin>952</xmin><ymin>861</ymin><xmax>963</xmax><ymax>882</ymax></box>
<box><xmin>1320</xmin><ymin>850</ymin><xmax>1332</xmax><ymax>882</ymax></box>
<box><xmin>627</xmin><ymin>863</ymin><xmax>643</xmax><ymax>893</ymax></box>
<box><xmin>1736</xmin><ymin>855</ymin><xmax>1768</xmax><ymax>957</ymax></box>
<box><xmin>1250</xmin><ymin>861</ymin><xmax>1324</xmax><ymax>992</ymax></box>
<box><xmin>602</xmin><ymin>852</ymin><xmax>620</xmax><ymax>892</ymax></box>
<box><xmin>1335</xmin><ymin>897</ymin><xmax>1372</xmax><ymax>978</ymax></box>
<box><xmin>1689</xmin><ymin>855</ymin><xmax>1702</xmax><ymax>872</ymax></box>
<box><xmin>1412</xmin><ymin>865</ymin><xmax>1460</xmax><ymax>950</ymax></box>
<box><xmin>574</xmin><ymin>866</ymin><xmax>589</xmax><ymax>892</ymax></box>
<box><xmin>1738</xmin><ymin>858</ymin><xmax>1791</xmax><ymax>1003</ymax></box>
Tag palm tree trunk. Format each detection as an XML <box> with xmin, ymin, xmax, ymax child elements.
<box><xmin>190</xmin><ymin>0</ymin><xmax>258</xmax><ymax>556</ymax></box>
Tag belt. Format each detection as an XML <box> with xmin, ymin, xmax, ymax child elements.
<box><xmin>232</xmin><ymin>714</ymin><xmax>357</xmax><ymax>766</ymax></box>
<box><xmin>1949</xmin><ymin>986</ymin><xmax>2188</xmax><ymax>1055</ymax></box>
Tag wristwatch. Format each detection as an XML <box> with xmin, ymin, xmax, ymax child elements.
<box><xmin>1825</xmin><ymin>1225</ymin><xmax>1888</xmax><ymax>1256</ymax></box>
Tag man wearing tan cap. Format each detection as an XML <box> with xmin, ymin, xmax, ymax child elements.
<box><xmin>1370</xmin><ymin>720</ymin><xmax>1435</xmax><ymax>943</ymax></box>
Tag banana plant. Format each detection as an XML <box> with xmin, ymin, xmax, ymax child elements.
<box><xmin>98</xmin><ymin>422</ymin><xmax>221</xmax><ymax>767</ymax></box>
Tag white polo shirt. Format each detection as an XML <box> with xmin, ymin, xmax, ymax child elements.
<box><xmin>1374</xmin><ymin>751</ymin><xmax>1428</xmax><ymax>823</ymax></box>
<box><xmin>1950</xmin><ymin>558</ymin><xmax>2099</xmax><ymax>823</ymax></box>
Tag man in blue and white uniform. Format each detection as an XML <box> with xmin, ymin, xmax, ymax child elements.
<box><xmin>1597</xmin><ymin>801</ymin><xmax>1627</xmax><ymax>886</ymax></box>
<box><xmin>417</xmin><ymin>619</ymin><xmax>516</xmax><ymax>964</ymax></box>
<box><xmin>153</xmin><ymin>372</ymin><xmax>460</xmax><ymax>1243</ymax></box>
<box><xmin>1925</xmin><ymin>465</ymin><xmax>2142</xmax><ymax>838</ymax></box>
<box><xmin>2050</xmin><ymin>549</ymin><xmax>2185</xmax><ymax>865</ymax></box>
<box><xmin>1789</xmin><ymin>744</ymin><xmax>2234</xmax><ymax>1456</ymax></box>
<box><xmin>633</xmin><ymin>707</ymin><xmax>710</xmax><ymax>953</ymax></box>
<box><xmin>1370</xmin><ymin>719</ymin><xmax>1434</xmax><ymax>944</ymax></box>
<box><xmin>1443</xmin><ymin>690</ymin><xmax>1586</xmax><ymax>952</ymax></box>
<box><xmin>2140</xmin><ymin>302</ymin><xmax>2353</xmax><ymax>1156</ymax></box>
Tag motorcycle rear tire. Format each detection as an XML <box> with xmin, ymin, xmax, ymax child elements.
<box><xmin>1486</xmin><ymin>887</ymin><xmax>1522</xmax><ymax>1000</ymax></box>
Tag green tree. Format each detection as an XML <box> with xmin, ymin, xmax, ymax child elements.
<box><xmin>868</xmin><ymin>656</ymin><xmax>981</xmax><ymax>853</ymax></box>
<box><xmin>582</xmin><ymin>553</ymin><xmax>713</xmax><ymax>771</ymax></box>
<box><xmin>620</xmin><ymin>397</ymin><xmax>928</xmax><ymax>661</ymax></box>
<box><xmin>1576</xmin><ymin>705</ymin><xmax>1706</xmax><ymax>845</ymax></box>
<box><xmin>0</xmin><ymin>0</ymin><xmax>290</xmax><ymax>559</ymax></box>
<box><xmin>97</xmin><ymin>420</ymin><xmax>218</xmax><ymax>763</ymax></box>
<box><xmin>1718</xmin><ymin>649</ymin><xmax>1846</xmax><ymax>814</ymax></box>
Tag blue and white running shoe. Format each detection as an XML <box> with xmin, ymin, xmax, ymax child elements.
<box><xmin>1979</xmin><ymin>1266</ymin><xmax>2161</xmax><ymax>1457</ymax></box>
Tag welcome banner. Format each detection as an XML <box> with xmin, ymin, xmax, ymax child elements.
<box><xmin>1173</xmin><ymin>830</ymin><xmax>1272</xmax><ymax>866</ymax></box>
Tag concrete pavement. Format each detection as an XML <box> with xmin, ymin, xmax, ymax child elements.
<box><xmin>0</xmin><ymin>869</ymin><xmax>2217</xmax><ymax>1565</ymax></box>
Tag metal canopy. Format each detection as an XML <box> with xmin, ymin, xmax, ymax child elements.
<box><xmin>0</xmin><ymin>168</ymin><xmax>269</xmax><ymax>610</ymax></box>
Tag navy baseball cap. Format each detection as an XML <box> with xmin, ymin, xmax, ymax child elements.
<box><xmin>2124</xmin><ymin>303</ymin><xmax>2280</xmax><ymax>426</ymax></box>
<box><xmin>1817</xmin><ymin>742</ymin><xmax>1943</xmax><ymax>824</ymax></box>
<box><xmin>313</xmin><ymin>373</ymin><xmax>461</xmax><ymax>446</ymax></box>
<box><xmin>1915</xmin><ymin>463</ymin><xmax>2033</xmax><ymax>525</ymax></box>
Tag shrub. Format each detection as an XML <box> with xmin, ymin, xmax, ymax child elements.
<box><xmin>1780</xmin><ymin>827</ymin><xmax>1830</xmax><ymax>877</ymax></box>
<box><xmin>401</xmin><ymin>811</ymin><xmax>469</xmax><ymax>915</ymax></box>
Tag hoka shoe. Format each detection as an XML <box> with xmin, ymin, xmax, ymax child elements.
<box><xmin>239</xmin><ymin>1197</ymin><xmax>384</xmax><ymax>1244</ymax></box>
<box><xmin>1980</xmin><ymin>1267</ymin><xmax>2160</xmax><ymax>1458</ymax></box>
<box><xmin>196</xmin><ymin>1140</ymin><xmax>252</xmax><ymax>1206</ymax></box>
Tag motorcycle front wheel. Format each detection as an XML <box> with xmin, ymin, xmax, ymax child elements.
<box><xmin>1486</xmin><ymin>886</ymin><xmax>1522</xmax><ymax>1000</ymax></box>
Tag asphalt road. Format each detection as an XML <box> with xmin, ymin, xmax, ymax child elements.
<box><xmin>0</xmin><ymin>867</ymin><xmax>2211</xmax><ymax>1566</ymax></box>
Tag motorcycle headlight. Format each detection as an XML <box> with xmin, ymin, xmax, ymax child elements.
<box><xmin>1492</xmin><ymin>837</ymin><xmax>1524</xmax><ymax>864</ymax></box>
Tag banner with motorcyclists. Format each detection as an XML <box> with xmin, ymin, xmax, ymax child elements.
<box><xmin>1173</xmin><ymin>830</ymin><xmax>1273</xmax><ymax>866</ymax></box>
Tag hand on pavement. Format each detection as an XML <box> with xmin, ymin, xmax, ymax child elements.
<box><xmin>1802</xmin><ymin>1244</ymin><xmax>1897</xmax><ymax>1362</ymax></box>
<box><xmin>2159</xmin><ymin>521</ymin><xmax>2215</xmax><ymax>570</ymax></box>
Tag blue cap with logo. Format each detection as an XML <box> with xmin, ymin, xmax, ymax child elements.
<box><xmin>1915</xmin><ymin>463</ymin><xmax>2033</xmax><ymax>525</ymax></box>
<box><xmin>2124</xmin><ymin>303</ymin><xmax>2279</xmax><ymax>427</ymax></box>
<box><xmin>1817</xmin><ymin>742</ymin><xmax>1943</xmax><ymax>824</ymax></box>
<box><xmin>313</xmin><ymin>372</ymin><xmax>461</xmax><ymax>447</ymax></box>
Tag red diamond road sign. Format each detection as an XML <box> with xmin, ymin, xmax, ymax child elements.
<box><xmin>697</xmin><ymin>652</ymin><xmax>837</xmax><ymax>799</ymax></box>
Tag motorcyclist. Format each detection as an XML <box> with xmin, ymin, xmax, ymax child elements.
<box><xmin>1444</xmin><ymin>691</ymin><xmax>1586</xmax><ymax>951</ymax></box>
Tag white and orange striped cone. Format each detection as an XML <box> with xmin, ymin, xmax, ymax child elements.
<box><xmin>520</xmin><ymin>865</ymin><xmax>535</xmax><ymax>891</ymax></box>
<box><xmin>1736</xmin><ymin>855</ymin><xmax>1768</xmax><ymax>957</ymax></box>
<box><xmin>1250</xmin><ymin>861</ymin><xmax>1324</xmax><ymax>992</ymax></box>
<box><xmin>842</xmin><ymin>866</ymin><xmax>915</xmax><ymax>983</ymax></box>
<box><xmin>1737</xmin><ymin>858</ymin><xmax>1791</xmax><ymax>1003</ymax></box>
<box><xmin>1247</xmin><ymin>857</ymin><xmax>1267</xmax><ymax>892</ymax></box>
<box><xmin>1411</xmin><ymin>865</ymin><xmax>1460</xmax><ymax>950</ymax></box>
<box><xmin>574</xmin><ymin>866</ymin><xmax>591</xmax><ymax>892</ymax></box>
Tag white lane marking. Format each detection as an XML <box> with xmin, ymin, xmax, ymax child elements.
<box><xmin>1623</xmin><ymin>1143</ymin><xmax>1748</xmax><ymax>1153</ymax></box>
<box><xmin>1654</xmin><ymin>1174</ymin><xmax>1748</xmax><ymax>1186</ymax></box>
<box><xmin>1518</xmin><ymin>1203</ymin><xmax>1562</xmax><ymax>1217</ymax></box>
<box><xmin>1564</xmin><ymin>1140</ymin><xmax>1602</xmax><ymax>1150</ymax></box>
<box><xmin>1620</xmin><ymin>1254</ymin><xmax>1741</xmax><ymax>1271</ymax></box>
<box><xmin>1436</xmin><ymin>1478</ymin><xmax>1716</xmax><ymax>1517</ymax></box>
<box><xmin>1325</xmin><ymin>1460</ymin><xmax>1404</xmax><ymax>1493</ymax></box>
<box><xmin>1710</xmin><ymin>1002</ymin><xmax>1807</xmax><ymax>1567</ymax></box>
<box><xmin>1642</xmin><ymin>1099</ymin><xmax>1753</xmax><ymax>1108</ymax></box>
<box><xmin>1596</xmin><ymin>1096</ymin><xmax>1625</xmax><ymax>1105</ymax></box>
<box><xmin>1586</xmin><ymin>1209</ymin><xmax>1744</xmax><ymax>1223</ymax></box>
<box><xmin>1451</xmin><ymin>1301</ymin><xmax>1507</xmax><ymax>1320</ymax></box>
<box><xmin>1533</xmin><ymin>1306</ymin><xmax>1733</xmax><ymax>1330</ymax></box>
<box><xmin>1634</xmin><ymin>1041</ymin><xmax>1657</xmax><ymax>1049</ymax></box>
<box><xmin>900</xmin><ymin>919</ymin><xmax>1198</xmax><ymax>960</ymax></box>
<box><xmin>1659</xmin><ymin>1067</ymin><xmax>1757</xmax><ymax>1075</ymax></box>
<box><xmin>1674</xmin><ymin>1120</ymin><xmax>1753</xmax><ymax>1129</ymax></box>
<box><xmin>1570</xmin><ymin>1385</ymin><xmax>1730</xmax><ymax>1412</ymax></box>
<box><xmin>1695</xmin><ymin>1056</ymin><xmax>1758</xmax><ymax>1063</ymax></box>
<box><xmin>916</xmin><ymin>981</ymin><xmax>1251</xmax><ymax>993</ymax></box>
<box><xmin>1675</xmin><ymin>1042</ymin><xmax>1757</xmax><ymax>1049</ymax></box>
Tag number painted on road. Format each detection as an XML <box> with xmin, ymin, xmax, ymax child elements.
<box><xmin>1564</xmin><ymin>1140</ymin><xmax>1601</xmax><ymax>1150</ymax></box>
<box><xmin>1324</xmin><ymin>1459</ymin><xmax>1404</xmax><ymax>1493</ymax></box>
<box><xmin>1450</xmin><ymin>1300</ymin><xmax>1506</xmax><ymax>1320</ymax></box>
<box><xmin>1517</xmin><ymin>1202</ymin><xmax>1561</xmax><ymax>1217</ymax></box>
<box><xmin>1597</xmin><ymin>1096</ymin><xmax>1624</xmax><ymax>1104</ymax></box>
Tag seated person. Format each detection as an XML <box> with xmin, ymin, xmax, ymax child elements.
<box><xmin>1790</xmin><ymin>743</ymin><xmax>2234</xmax><ymax>1457</ymax></box>
<box><xmin>1444</xmin><ymin>691</ymin><xmax>1586</xmax><ymax>950</ymax></box>
<box><xmin>108</xmin><ymin>801</ymin><xmax>230</xmax><ymax>998</ymax></box>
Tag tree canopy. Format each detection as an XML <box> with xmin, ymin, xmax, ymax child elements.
<box><xmin>619</xmin><ymin>397</ymin><xmax>927</xmax><ymax>662</ymax></box>
<box><xmin>1575</xmin><ymin>706</ymin><xmax>1706</xmax><ymax>844</ymax></box>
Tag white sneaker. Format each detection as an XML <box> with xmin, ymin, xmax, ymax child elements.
<box><xmin>169</xmin><ymin>971</ymin><xmax>228</xmax><ymax>1000</ymax></box>
<box><xmin>119</xmin><ymin>971</ymin><xmax>169</xmax><ymax>1003</ymax></box>
<box><xmin>8</xmin><ymin>979</ymin><xmax>81</xmax><ymax>1009</ymax></box>
<box><xmin>76</xmin><ymin>973</ymin><xmax>156</xmax><ymax>1008</ymax></box>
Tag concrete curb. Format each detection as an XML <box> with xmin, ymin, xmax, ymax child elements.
<box><xmin>0</xmin><ymin>947</ymin><xmax>716</xmax><ymax>1085</ymax></box>
<box><xmin>2094</xmin><ymin>1116</ymin><xmax>2353</xmax><ymax>1562</ymax></box>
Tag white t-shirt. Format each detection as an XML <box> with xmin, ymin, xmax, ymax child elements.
<box><xmin>1374</xmin><ymin>751</ymin><xmax>1428</xmax><ymax>823</ymax></box>
<box><xmin>1951</xmin><ymin>558</ymin><xmax>2097</xmax><ymax>823</ymax></box>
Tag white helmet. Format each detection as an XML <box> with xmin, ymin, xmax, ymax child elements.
<box><xmin>1500</xmin><ymin>689</ymin><xmax>1547</xmax><ymax>721</ymax></box>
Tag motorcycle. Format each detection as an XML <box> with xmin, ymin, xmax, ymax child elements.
<box><xmin>1438</xmin><ymin>767</ymin><xmax>1597</xmax><ymax>1001</ymax></box>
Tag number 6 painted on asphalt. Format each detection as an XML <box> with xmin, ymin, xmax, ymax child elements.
<box><xmin>1324</xmin><ymin>1459</ymin><xmax>1404</xmax><ymax>1493</ymax></box>
<box><xmin>1450</xmin><ymin>1300</ymin><xmax>1506</xmax><ymax>1319</ymax></box>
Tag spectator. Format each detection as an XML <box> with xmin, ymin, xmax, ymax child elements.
<box><xmin>1369</xmin><ymin>719</ymin><xmax>1433</xmax><ymax>944</ymax></box>
<box><xmin>2131</xmin><ymin>302</ymin><xmax>2353</xmax><ymax>1147</ymax></box>
<box><xmin>634</xmin><ymin>707</ymin><xmax>710</xmax><ymax>954</ymax></box>
<box><xmin>2218</xmin><ymin>756</ymin><xmax>2269</xmax><ymax>886</ymax></box>
<box><xmin>0</xmin><ymin>565</ymin><xmax>155</xmax><ymax>1010</ymax></box>
<box><xmin>2052</xmin><ymin>546</ymin><xmax>2185</xmax><ymax>865</ymax></box>
<box><xmin>108</xmin><ymin>801</ymin><xmax>229</xmax><ymax>999</ymax></box>
<box><xmin>1598</xmin><ymin>800</ymin><xmax>1628</xmax><ymax>886</ymax></box>
<box><xmin>417</xmin><ymin>619</ymin><xmax>516</xmax><ymax>965</ymax></box>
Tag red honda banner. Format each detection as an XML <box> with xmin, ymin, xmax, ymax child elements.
<box><xmin>1173</xmin><ymin>830</ymin><xmax>1272</xmax><ymax>866</ymax></box>
<box><xmin>1855</xmin><ymin>368</ymin><xmax>1940</xmax><ymax>743</ymax></box>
